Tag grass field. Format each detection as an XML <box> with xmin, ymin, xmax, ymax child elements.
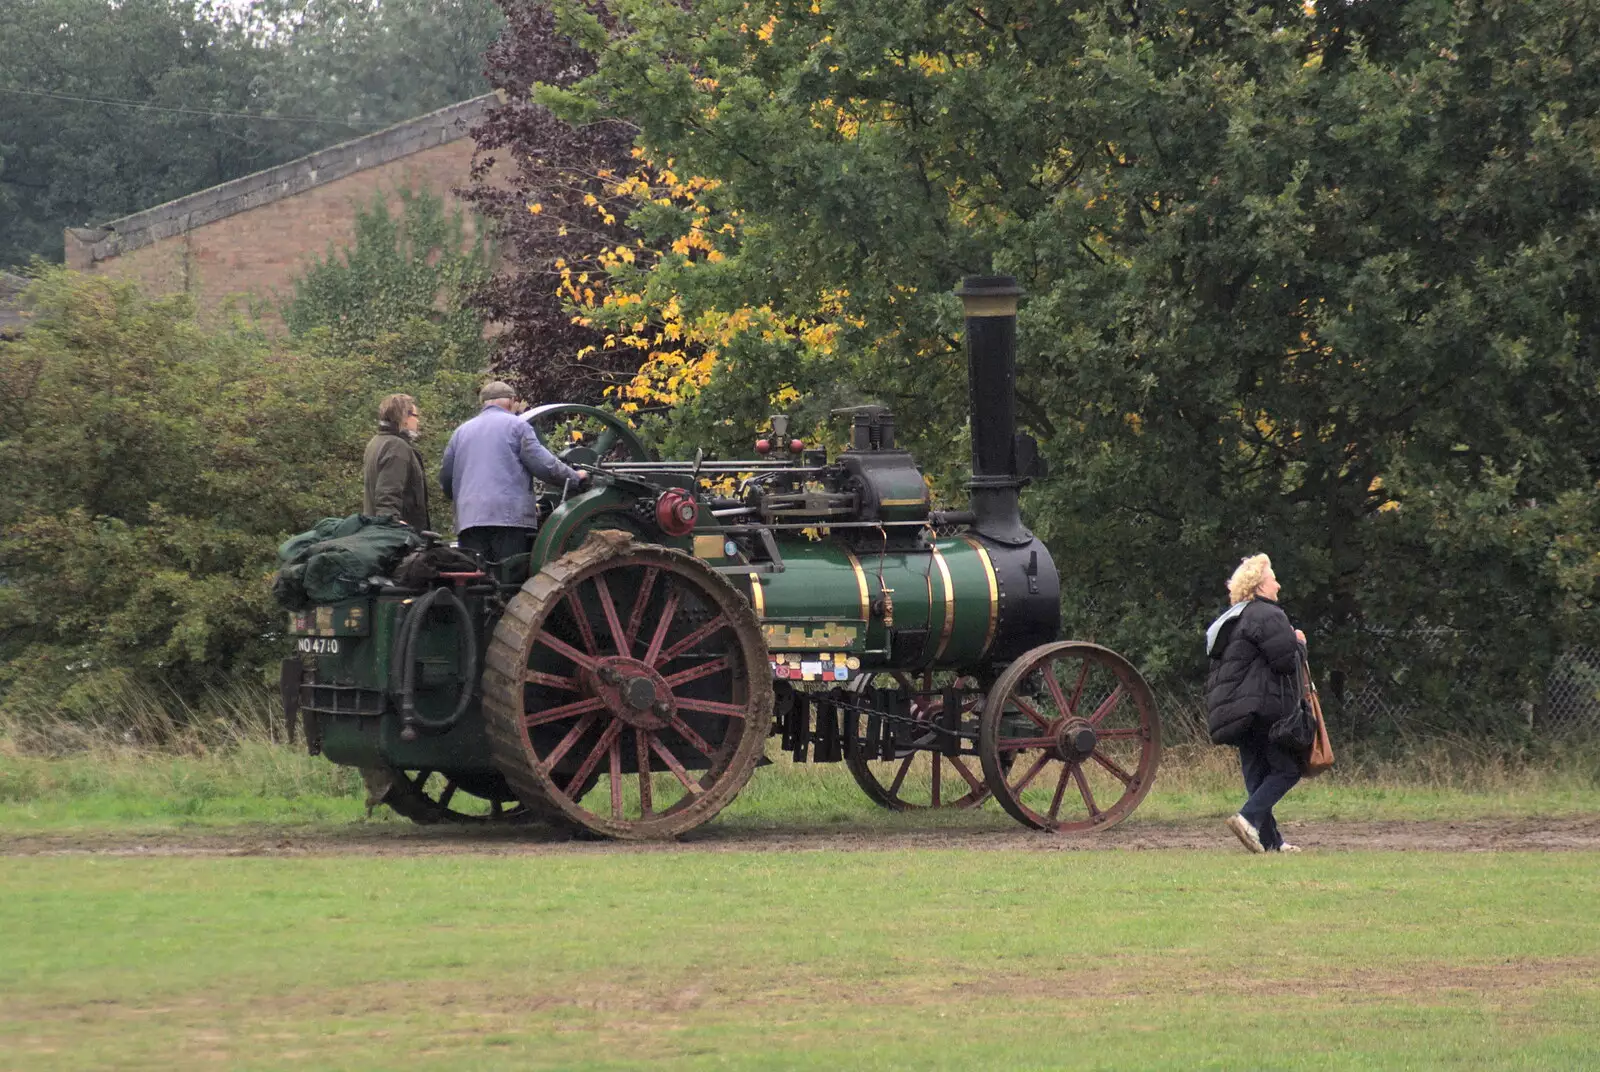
<box><xmin>3</xmin><ymin>736</ymin><xmax>1599</xmax><ymax>832</ymax></box>
<box><xmin>2</xmin><ymin>847</ymin><xmax>1597</xmax><ymax>1069</ymax></box>
<box><xmin>3</xmin><ymin>735</ymin><xmax>1599</xmax><ymax>1069</ymax></box>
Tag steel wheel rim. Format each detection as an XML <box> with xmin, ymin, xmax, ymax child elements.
<box><xmin>844</xmin><ymin>671</ymin><xmax>991</xmax><ymax>810</ymax></box>
<box><xmin>978</xmin><ymin>642</ymin><xmax>1161</xmax><ymax>833</ymax></box>
<box><xmin>483</xmin><ymin>534</ymin><xmax>772</xmax><ymax>839</ymax></box>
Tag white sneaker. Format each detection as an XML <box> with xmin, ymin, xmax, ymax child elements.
<box><xmin>1226</xmin><ymin>814</ymin><xmax>1265</xmax><ymax>854</ymax></box>
<box><xmin>1276</xmin><ymin>843</ymin><xmax>1302</xmax><ymax>853</ymax></box>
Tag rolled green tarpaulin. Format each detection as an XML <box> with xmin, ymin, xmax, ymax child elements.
<box><xmin>273</xmin><ymin>515</ymin><xmax>422</xmax><ymax>609</ymax></box>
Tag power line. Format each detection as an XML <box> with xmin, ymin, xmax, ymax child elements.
<box><xmin>0</xmin><ymin>86</ymin><xmax>385</xmax><ymax>128</ymax></box>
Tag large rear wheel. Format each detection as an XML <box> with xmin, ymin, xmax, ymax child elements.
<box><xmin>482</xmin><ymin>531</ymin><xmax>773</xmax><ymax>840</ymax></box>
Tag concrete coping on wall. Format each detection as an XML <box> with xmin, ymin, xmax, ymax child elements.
<box><xmin>65</xmin><ymin>93</ymin><xmax>501</xmax><ymax>267</ymax></box>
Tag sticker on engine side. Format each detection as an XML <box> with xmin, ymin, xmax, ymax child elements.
<box><xmin>762</xmin><ymin>622</ymin><xmax>861</xmax><ymax>650</ymax></box>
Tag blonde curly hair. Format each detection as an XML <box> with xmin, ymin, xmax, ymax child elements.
<box><xmin>1227</xmin><ymin>553</ymin><xmax>1273</xmax><ymax>605</ymax></box>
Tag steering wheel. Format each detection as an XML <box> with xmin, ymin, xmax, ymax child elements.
<box><xmin>520</xmin><ymin>403</ymin><xmax>652</xmax><ymax>467</ymax></box>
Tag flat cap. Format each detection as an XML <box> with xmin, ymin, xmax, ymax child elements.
<box><xmin>479</xmin><ymin>380</ymin><xmax>516</xmax><ymax>404</ymax></box>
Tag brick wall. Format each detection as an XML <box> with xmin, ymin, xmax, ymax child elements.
<box><xmin>63</xmin><ymin>96</ymin><xmax>503</xmax><ymax>327</ymax></box>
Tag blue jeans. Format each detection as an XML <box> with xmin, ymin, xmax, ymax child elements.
<box><xmin>1237</xmin><ymin>721</ymin><xmax>1301</xmax><ymax>850</ymax></box>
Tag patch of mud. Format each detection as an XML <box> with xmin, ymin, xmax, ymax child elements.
<box><xmin>4</xmin><ymin>815</ymin><xmax>1600</xmax><ymax>857</ymax></box>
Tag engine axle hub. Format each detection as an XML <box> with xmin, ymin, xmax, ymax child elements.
<box><xmin>588</xmin><ymin>655</ymin><xmax>676</xmax><ymax>730</ymax></box>
<box><xmin>1055</xmin><ymin>718</ymin><xmax>1097</xmax><ymax>762</ymax></box>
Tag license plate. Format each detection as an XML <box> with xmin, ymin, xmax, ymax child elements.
<box><xmin>296</xmin><ymin>637</ymin><xmax>341</xmax><ymax>655</ymax></box>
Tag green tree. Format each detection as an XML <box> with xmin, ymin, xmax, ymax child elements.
<box><xmin>282</xmin><ymin>186</ymin><xmax>494</xmax><ymax>519</ymax></box>
<box><xmin>546</xmin><ymin>0</ymin><xmax>1600</xmax><ymax>729</ymax></box>
<box><xmin>0</xmin><ymin>268</ymin><xmax>382</xmax><ymax>714</ymax></box>
<box><xmin>284</xmin><ymin>188</ymin><xmax>493</xmax><ymax>378</ymax></box>
<box><xmin>0</xmin><ymin>0</ymin><xmax>284</xmax><ymax>267</ymax></box>
<box><xmin>0</xmin><ymin>0</ymin><xmax>503</xmax><ymax>269</ymax></box>
<box><xmin>239</xmin><ymin>0</ymin><xmax>505</xmax><ymax>130</ymax></box>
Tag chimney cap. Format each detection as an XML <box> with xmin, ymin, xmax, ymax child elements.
<box><xmin>955</xmin><ymin>274</ymin><xmax>1023</xmax><ymax>317</ymax></box>
<box><xmin>955</xmin><ymin>274</ymin><xmax>1023</xmax><ymax>297</ymax></box>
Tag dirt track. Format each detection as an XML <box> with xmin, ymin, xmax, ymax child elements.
<box><xmin>4</xmin><ymin>815</ymin><xmax>1599</xmax><ymax>857</ymax></box>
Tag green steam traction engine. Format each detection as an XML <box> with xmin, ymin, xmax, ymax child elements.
<box><xmin>280</xmin><ymin>277</ymin><xmax>1162</xmax><ymax>840</ymax></box>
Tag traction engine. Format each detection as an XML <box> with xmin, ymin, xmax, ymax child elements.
<box><xmin>281</xmin><ymin>276</ymin><xmax>1162</xmax><ymax>840</ymax></box>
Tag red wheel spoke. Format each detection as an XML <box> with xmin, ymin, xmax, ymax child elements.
<box><xmin>563</xmin><ymin>592</ymin><xmax>600</xmax><ymax>656</ymax></box>
<box><xmin>636</xmin><ymin>730</ymin><xmax>654</xmax><ymax>816</ymax></box>
<box><xmin>947</xmin><ymin>756</ymin><xmax>986</xmax><ymax>794</ymax></box>
<box><xmin>567</xmin><ymin>720</ymin><xmax>622</xmax><ymax>793</ymax></box>
<box><xmin>594</xmin><ymin>573</ymin><xmax>629</xmax><ymax>655</ymax></box>
<box><xmin>1047</xmin><ymin>765</ymin><xmax>1071</xmax><ymax>820</ymax></box>
<box><xmin>1014</xmin><ymin>696</ymin><xmax>1052</xmax><ymax>730</ymax></box>
<box><xmin>490</xmin><ymin>798</ymin><xmax>504</xmax><ymax>817</ymax></box>
<box><xmin>931</xmin><ymin>754</ymin><xmax>943</xmax><ymax>806</ymax></box>
<box><xmin>655</xmin><ymin>614</ymin><xmax>731</xmax><ymax>666</ymax></box>
<box><xmin>1091</xmin><ymin>749</ymin><xmax>1134</xmax><ymax>786</ymax></box>
<box><xmin>609</xmin><ymin>734</ymin><xmax>624</xmax><ymax>818</ymax></box>
<box><xmin>888</xmin><ymin>753</ymin><xmax>916</xmax><ymax>796</ymax></box>
<box><xmin>524</xmin><ymin>695</ymin><xmax>605</xmax><ymax>728</ymax></box>
<box><xmin>662</xmin><ymin>655</ymin><xmax>732</xmax><ymax>689</ymax></box>
<box><xmin>1071</xmin><ymin>761</ymin><xmax>1102</xmax><ymax>815</ymax></box>
<box><xmin>1089</xmin><ymin>685</ymin><xmax>1127</xmax><ymax>726</ymax></box>
<box><xmin>649</xmin><ymin>735</ymin><xmax>705</xmax><ymax>796</ymax></box>
<box><xmin>1009</xmin><ymin>751</ymin><xmax>1053</xmax><ymax>794</ymax></box>
<box><xmin>537</xmin><ymin>711</ymin><xmax>599</xmax><ymax>775</ymax></box>
<box><xmin>625</xmin><ymin>567</ymin><xmax>659</xmax><ymax>649</ymax></box>
<box><xmin>1044</xmin><ymin>664</ymin><xmax>1072</xmax><ymax>718</ymax></box>
<box><xmin>643</xmin><ymin>587</ymin><xmax>682</xmax><ymax>665</ymax></box>
<box><xmin>526</xmin><ymin>670</ymin><xmax>581</xmax><ymax>692</ymax></box>
<box><xmin>536</xmin><ymin>630</ymin><xmax>597</xmax><ymax>672</ymax></box>
<box><xmin>996</xmin><ymin>736</ymin><xmax>1056</xmax><ymax>751</ymax></box>
<box><xmin>666</xmin><ymin>715</ymin><xmax>716</xmax><ymax>758</ymax></box>
<box><xmin>438</xmin><ymin>779</ymin><xmax>458</xmax><ymax>811</ymax></box>
<box><xmin>1094</xmin><ymin>726</ymin><xmax>1143</xmax><ymax>740</ymax></box>
<box><xmin>674</xmin><ymin>697</ymin><xmax>748</xmax><ymax>719</ymax></box>
<box><xmin>1067</xmin><ymin>658</ymin><xmax>1091</xmax><ymax>716</ymax></box>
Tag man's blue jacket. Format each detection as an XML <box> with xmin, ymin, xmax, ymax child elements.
<box><xmin>439</xmin><ymin>404</ymin><xmax>583</xmax><ymax>531</ymax></box>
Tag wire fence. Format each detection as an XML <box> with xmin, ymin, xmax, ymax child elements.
<box><xmin>1150</xmin><ymin>644</ymin><xmax>1600</xmax><ymax>745</ymax></box>
<box><xmin>1524</xmin><ymin>647</ymin><xmax>1600</xmax><ymax>737</ymax></box>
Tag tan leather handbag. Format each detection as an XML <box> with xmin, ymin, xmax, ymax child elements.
<box><xmin>1303</xmin><ymin>658</ymin><xmax>1335</xmax><ymax>777</ymax></box>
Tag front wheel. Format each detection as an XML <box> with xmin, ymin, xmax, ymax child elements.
<box><xmin>977</xmin><ymin>642</ymin><xmax>1161</xmax><ymax>833</ymax></box>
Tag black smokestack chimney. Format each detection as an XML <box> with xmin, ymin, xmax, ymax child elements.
<box><xmin>956</xmin><ymin>274</ymin><xmax>1031</xmax><ymax>545</ymax></box>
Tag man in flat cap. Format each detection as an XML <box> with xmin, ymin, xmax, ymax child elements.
<box><xmin>439</xmin><ymin>380</ymin><xmax>587</xmax><ymax>564</ymax></box>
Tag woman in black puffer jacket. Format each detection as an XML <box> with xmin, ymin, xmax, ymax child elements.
<box><xmin>1204</xmin><ymin>553</ymin><xmax>1307</xmax><ymax>854</ymax></box>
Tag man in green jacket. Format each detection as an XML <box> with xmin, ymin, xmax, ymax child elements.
<box><xmin>362</xmin><ymin>393</ymin><xmax>431</xmax><ymax>532</ymax></box>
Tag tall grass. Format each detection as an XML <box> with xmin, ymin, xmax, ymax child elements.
<box><xmin>0</xmin><ymin>678</ymin><xmax>365</xmax><ymax>824</ymax></box>
<box><xmin>0</xmin><ymin>674</ymin><xmax>292</xmax><ymax>755</ymax></box>
<box><xmin>1</xmin><ymin>676</ymin><xmax>1595</xmax><ymax>830</ymax></box>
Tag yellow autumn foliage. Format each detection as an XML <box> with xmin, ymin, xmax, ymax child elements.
<box><xmin>552</xmin><ymin>151</ymin><xmax>861</xmax><ymax>416</ymax></box>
